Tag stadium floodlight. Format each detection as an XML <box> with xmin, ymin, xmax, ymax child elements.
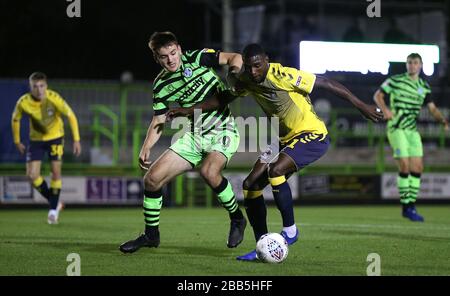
<box><xmin>299</xmin><ymin>41</ymin><xmax>440</xmax><ymax>76</ymax></box>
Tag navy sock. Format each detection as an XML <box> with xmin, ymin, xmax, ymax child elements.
<box><xmin>49</xmin><ymin>188</ymin><xmax>60</xmax><ymax>210</ymax></box>
<box><xmin>244</xmin><ymin>196</ymin><xmax>268</xmax><ymax>242</ymax></box>
<box><xmin>270</xmin><ymin>178</ymin><xmax>295</xmax><ymax>227</ymax></box>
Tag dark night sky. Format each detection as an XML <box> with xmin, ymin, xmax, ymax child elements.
<box><xmin>0</xmin><ymin>0</ymin><xmax>210</xmax><ymax>80</ymax></box>
<box><xmin>2</xmin><ymin>1</ymin><xmax>448</xmax><ymax>82</ymax></box>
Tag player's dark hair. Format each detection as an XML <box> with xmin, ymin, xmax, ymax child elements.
<box><xmin>29</xmin><ymin>72</ymin><xmax>47</xmax><ymax>81</ymax></box>
<box><xmin>149</xmin><ymin>31</ymin><xmax>179</xmax><ymax>54</ymax></box>
<box><xmin>243</xmin><ymin>43</ymin><xmax>266</xmax><ymax>59</ymax></box>
<box><xmin>407</xmin><ymin>53</ymin><xmax>422</xmax><ymax>62</ymax></box>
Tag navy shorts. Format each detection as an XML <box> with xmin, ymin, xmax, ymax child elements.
<box><xmin>280</xmin><ymin>133</ymin><xmax>329</xmax><ymax>170</ymax></box>
<box><xmin>26</xmin><ymin>137</ymin><xmax>64</xmax><ymax>162</ymax></box>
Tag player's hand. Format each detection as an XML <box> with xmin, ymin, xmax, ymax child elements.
<box><xmin>15</xmin><ymin>142</ymin><xmax>26</xmax><ymax>155</ymax></box>
<box><xmin>227</xmin><ymin>72</ymin><xmax>246</xmax><ymax>96</ymax></box>
<box><xmin>138</xmin><ymin>147</ymin><xmax>151</xmax><ymax>171</ymax></box>
<box><xmin>165</xmin><ymin>107</ymin><xmax>193</xmax><ymax>122</ymax></box>
<box><xmin>226</xmin><ymin>71</ymin><xmax>239</xmax><ymax>90</ymax></box>
<box><xmin>442</xmin><ymin>119</ymin><xmax>449</xmax><ymax>132</ymax></box>
<box><xmin>73</xmin><ymin>141</ymin><xmax>82</xmax><ymax>157</ymax></box>
<box><xmin>382</xmin><ymin>108</ymin><xmax>393</xmax><ymax>121</ymax></box>
<box><xmin>358</xmin><ymin>104</ymin><xmax>384</xmax><ymax>123</ymax></box>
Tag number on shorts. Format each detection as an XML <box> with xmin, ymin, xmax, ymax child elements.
<box><xmin>50</xmin><ymin>144</ymin><xmax>63</xmax><ymax>156</ymax></box>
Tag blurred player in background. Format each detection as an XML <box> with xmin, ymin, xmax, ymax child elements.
<box><xmin>11</xmin><ymin>72</ymin><xmax>82</xmax><ymax>224</ymax></box>
<box><xmin>167</xmin><ymin>43</ymin><xmax>383</xmax><ymax>261</ymax></box>
<box><xmin>374</xmin><ymin>53</ymin><xmax>449</xmax><ymax>222</ymax></box>
<box><xmin>119</xmin><ymin>32</ymin><xmax>247</xmax><ymax>253</ymax></box>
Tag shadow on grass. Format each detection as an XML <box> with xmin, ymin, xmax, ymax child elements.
<box><xmin>0</xmin><ymin>235</ymin><xmax>252</xmax><ymax>258</ymax></box>
<box><xmin>0</xmin><ymin>235</ymin><xmax>119</xmax><ymax>254</ymax></box>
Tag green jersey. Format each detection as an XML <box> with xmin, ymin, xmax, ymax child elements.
<box><xmin>152</xmin><ymin>48</ymin><xmax>234</xmax><ymax>135</ymax></box>
<box><xmin>380</xmin><ymin>73</ymin><xmax>432</xmax><ymax>131</ymax></box>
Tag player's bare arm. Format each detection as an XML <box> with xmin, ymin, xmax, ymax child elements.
<box><xmin>428</xmin><ymin>102</ymin><xmax>449</xmax><ymax>131</ymax></box>
<box><xmin>373</xmin><ymin>89</ymin><xmax>393</xmax><ymax>120</ymax></box>
<box><xmin>139</xmin><ymin>113</ymin><xmax>166</xmax><ymax>169</ymax></box>
<box><xmin>218</xmin><ymin>52</ymin><xmax>243</xmax><ymax>72</ymax></box>
<box><xmin>314</xmin><ymin>75</ymin><xmax>383</xmax><ymax>122</ymax></box>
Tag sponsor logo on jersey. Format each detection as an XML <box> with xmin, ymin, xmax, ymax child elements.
<box><xmin>417</xmin><ymin>87</ymin><xmax>424</xmax><ymax>95</ymax></box>
<box><xmin>47</xmin><ymin>108</ymin><xmax>54</xmax><ymax>116</ymax></box>
<box><xmin>180</xmin><ymin>76</ymin><xmax>205</xmax><ymax>99</ymax></box>
<box><xmin>295</xmin><ymin>76</ymin><xmax>302</xmax><ymax>86</ymax></box>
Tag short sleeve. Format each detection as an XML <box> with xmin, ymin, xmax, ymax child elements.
<box><xmin>380</xmin><ymin>78</ymin><xmax>393</xmax><ymax>95</ymax></box>
<box><xmin>152</xmin><ymin>98</ymin><xmax>168</xmax><ymax>115</ymax></box>
<box><xmin>199</xmin><ymin>48</ymin><xmax>220</xmax><ymax>67</ymax></box>
<box><xmin>281</xmin><ymin>67</ymin><xmax>316</xmax><ymax>94</ymax></box>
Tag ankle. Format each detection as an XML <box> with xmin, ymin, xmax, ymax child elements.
<box><xmin>145</xmin><ymin>226</ymin><xmax>159</xmax><ymax>238</ymax></box>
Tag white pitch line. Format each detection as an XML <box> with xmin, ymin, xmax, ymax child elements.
<box><xmin>285</xmin><ymin>222</ymin><xmax>450</xmax><ymax>231</ymax></box>
<box><xmin>164</xmin><ymin>220</ymin><xmax>450</xmax><ymax>231</ymax></box>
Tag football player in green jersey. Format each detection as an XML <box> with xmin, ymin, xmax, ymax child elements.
<box><xmin>120</xmin><ymin>32</ymin><xmax>247</xmax><ymax>253</ymax></box>
<box><xmin>374</xmin><ymin>53</ymin><xmax>449</xmax><ymax>222</ymax></box>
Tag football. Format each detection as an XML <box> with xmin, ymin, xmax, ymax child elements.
<box><xmin>256</xmin><ymin>233</ymin><xmax>289</xmax><ymax>263</ymax></box>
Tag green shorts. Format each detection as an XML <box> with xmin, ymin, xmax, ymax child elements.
<box><xmin>169</xmin><ymin>125</ymin><xmax>240</xmax><ymax>167</ymax></box>
<box><xmin>387</xmin><ymin>129</ymin><xmax>423</xmax><ymax>158</ymax></box>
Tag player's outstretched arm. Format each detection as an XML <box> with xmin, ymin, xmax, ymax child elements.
<box><xmin>165</xmin><ymin>91</ymin><xmax>238</xmax><ymax>122</ymax></box>
<box><xmin>427</xmin><ymin>102</ymin><xmax>449</xmax><ymax>131</ymax></box>
<box><xmin>314</xmin><ymin>75</ymin><xmax>383</xmax><ymax>123</ymax></box>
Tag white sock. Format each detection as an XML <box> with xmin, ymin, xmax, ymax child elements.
<box><xmin>48</xmin><ymin>209</ymin><xmax>57</xmax><ymax>216</ymax></box>
<box><xmin>283</xmin><ymin>224</ymin><xmax>297</xmax><ymax>238</ymax></box>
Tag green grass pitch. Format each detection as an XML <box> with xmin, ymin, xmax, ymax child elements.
<box><xmin>1</xmin><ymin>205</ymin><xmax>449</xmax><ymax>275</ymax></box>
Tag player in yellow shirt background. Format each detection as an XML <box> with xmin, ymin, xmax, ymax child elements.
<box><xmin>167</xmin><ymin>43</ymin><xmax>383</xmax><ymax>261</ymax></box>
<box><xmin>11</xmin><ymin>72</ymin><xmax>82</xmax><ymax>224</ymax></box>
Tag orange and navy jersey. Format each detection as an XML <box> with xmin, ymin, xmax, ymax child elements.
<box><xmin>239</xmin><ymin>63</ymin><xmax>327</xmax><ymax>143</ymax></box>
<box><xmin>11</xmin><ymin>89</ymin><xmax>80</xmax><ymax>143</ymax></box>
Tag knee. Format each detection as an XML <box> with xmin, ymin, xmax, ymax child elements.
<box><xmin>243</xmin><ymin>178</ymin><xmax>252</xmax><ymax>191</ymax></box>
<box><xmin>268</xmin><ymin>164</ymin><xmax>284</xmax><ymax>178</ymax></box>
<box><xmin>200</xmin><ymin>165</ymin><xmax>220</xmax><ymax>186</ymax></box>
<box><xmin>144</xmin><ymin>171</ymin><xmax>162</xmax><ymax>191</ymax></box>
<box><xmin>243</xmin><ymin>178</ymin><xmax>261</xmax><ymax>191</ymax></box>
<box><xmin>398</xmin><ymin>161</ymin><xmax>409</xmax><ymax>174</ymax></box>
